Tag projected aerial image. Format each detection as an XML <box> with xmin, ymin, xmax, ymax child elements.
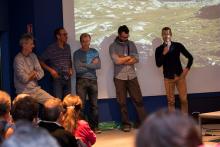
<box><xmin>74</xmin><ymin>0</ymin><xmax>220</xmax><ymax>67</ymax></box>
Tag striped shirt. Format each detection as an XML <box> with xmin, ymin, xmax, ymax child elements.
<box><xmin>40</xmin><ymin>42</ymin><xmax>72</xmax><ymax>79</ymax></box>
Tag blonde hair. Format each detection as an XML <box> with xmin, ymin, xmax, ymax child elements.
<box><xmin>62</xmin><ymin>94</ymin><xmax>82</xmax><ymax>132</ymax></box>
<box><xmin>13</xmin><ymin>93</ymin><xmax>30</xmax><ymax>105</ymax></box>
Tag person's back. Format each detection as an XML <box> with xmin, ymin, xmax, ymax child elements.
<box><xmin>136</xmin><ymin>109</ymin><xmax>202</xmax><ymax>147</ymax></box>
<box><xmin>11</xmin><ymin>96</ymin><xmax>39</xmax><ymax>123</ymax></box>
<box><xmin>1</xmin><ymin>121</ymin><xmax>60</xmax><ymax>147</ymax></box>
<box><xmin>38</xmin><ymin>98</ymin><xmax>64</xmax><ymax>133</ymax></box>
<box><xmin>52</xmin><ymin>129</ymin><xmax>78</xmax><ymax>147</ymax></box>
<box><xmin>4</xmin><ymin>96</ymin><xmax>39</xmax><ymax>139</ymax></box>
<box><xmin>38</xmin><ymin>98</ymin><xmax>78</xmax><ymax>147</ymax></box>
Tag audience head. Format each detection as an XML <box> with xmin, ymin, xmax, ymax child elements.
<box><xmin>0</xmin><ymin>90</ymin><xmax>11</xmax><ymax>118</ymax></box>
<box><xmin>63</xmin><ymin>94</ymin><xmax>82</xmax><ymax>111</ymax></box>
<box><xmin>1</xmin><ymin>121</ymin><xmax>60</xmax><ymax>147</ymax></box>
<box><xmin>12</xmin><ymin>93</ymin><xmax>30</xmax><ymax>105</ymax></box>
<box><xmin>11</xmin><ymin>96</ymin><xmax>39</xmax><ymax>122</ymax></box>
<box><xmin>43</xmin><ymin>98</ymin><xmax>63</xmax><ymax>122</ymax></box>
<box><xmin>136</xmin><ymin>109</ymin><xmax>202</xmax><ymax>147</ymax></box>
<box><xmin>62</xmin><ymin>94</ymin><xmax>82</xmax><ymax>132</ymax></box>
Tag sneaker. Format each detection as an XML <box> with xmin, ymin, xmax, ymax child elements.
<box><xmin>94</xmin><ymin>128</ymin><xmax>102</xmax><ymax>134</ymax></box>
<box><xmin>122</xmin><ymin>125</ymin><xmax>131</xmax><ymax>132</ymax></box>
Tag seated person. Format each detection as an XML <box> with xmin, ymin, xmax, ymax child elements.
<box><xmin>38</xmin><ymin>99</ymin><xmax>78</xmax><ymax>147</ymax></box>
<box><xmin>136</xmin><ymin>109</ymin><xmax>202</xmax><ymax>147</ymax></box>
<box><xmin>0</xmin><ymin>91</ymin><xmax>12</xmax><ymax>142</ymax></box>
<box><xmin>13</xmin><ymin>33</ymin><xmax>54</xmax><ymax>104</ymax></box>
<box><xmin>5</xmin><ymin>96</ymin><xmax>40</xmax><ymax>138</ymax></box>
<box><xmin>38</xmin><ymin>98</ymin><xmax>64</xmax><ymax>132</ymax></box>
<box><xmin>1</xmin><ymin>121</ymin><xmax>60</xmax><ymax>147</ymax></box>
<box><xmin>62</xmin><ymin>94</ymin><xmax>96</xmax><ymax>147</ymax></box>
<box><xmin>12</xmin><ymin>93</ymin><xmax>30</xmax><ymax>105</ymax></box>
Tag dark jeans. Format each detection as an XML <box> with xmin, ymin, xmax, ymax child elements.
<box><xmin>76</xmin><ymin>78</ymin><xmax>98</xmax><ymax>129</ymax></box>
<box><xmin>53</xmin><ymin>77</ymin><xmax>71</xmax><ymax>99</ymax></box>
<box><xmin>114</xmin><ymin>78</ymin><xmax>146</xmax><ymax>126</ymax></box>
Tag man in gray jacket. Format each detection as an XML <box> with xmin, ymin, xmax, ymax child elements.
<box><xmin>109</xmin><ymin>25</ymin><xmax>146</xmax><ymax>132</ymax></box>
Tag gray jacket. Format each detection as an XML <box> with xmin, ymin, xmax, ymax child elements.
<box><xmin>109</xmin><ymin>37</ymin><xmax>139</xmax><ymax>80</ymax></box>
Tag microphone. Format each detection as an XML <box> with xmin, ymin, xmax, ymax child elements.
<box><xmin>163</xmin><ymin>42</ymin><xmax>170</xmax><ymax>55</ymax></box>
<box><xmin>164</xmin><ymin>42</ymin><xmax>168</xmax><ymax>47</ymax></box>
<box><xmin>164</xmin><ymin>42</ymin><xmax>171</xmax><ymax>49</ymax></box>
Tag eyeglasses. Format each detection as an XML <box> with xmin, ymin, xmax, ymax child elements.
<box><xmin>59</xmin><ymin>33</ymin><xmax>68</xmax><ymax>36</ymax></box>
<box><xmin>119</xmin><ymin>35</ymin><xmax>129</xmax><ymax>39</ymax></box>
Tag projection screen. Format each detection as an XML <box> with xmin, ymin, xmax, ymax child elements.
<box><xmin>63</xmin><ymin>0</ymin><xmax>220</xmax><ymax>98</ymax></box>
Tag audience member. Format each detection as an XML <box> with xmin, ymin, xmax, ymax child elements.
<box><xmin>136</xmin><ymin>109</ymin><xmax>202</xmax><ymax>147</ymax></box>
<box><xmin>38</xmin><ymin>99</ymin><xmax>78</xmax><ymax>147</ymax></box>
<box><xmin>1</xmin><ymin>121</ymin><xmax>60</xmax><ymax>147</ymax></box>
<box><xmin>0</xmin><ymin>91</ymin><xmax>12</xmax><ymax>142</ymax></box>
<box><xmin>11</xmin><ymin>96</ymin><xmax>39</xmax><ymax>123</ymax></box>
<box><xmin>12</xmin><ymin>93</ymin><xmax>30</xmax><ymax>105</ymax></box>
<box><xmin>5</xmin><ymin>96</ymin><xmax>39</xmax><ymax>138</ymax></box>
<box><xmin>62</xmin><ymin>94</ymin><xmax>96</xmax><ymax>147</ymax></box>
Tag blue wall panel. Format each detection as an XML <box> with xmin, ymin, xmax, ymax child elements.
<box><xmin>33</xmin><ymin>0</ymin><xmax>63</xmax><ymax>94</ymax></box>
<box><xmin>0</xmin><ymin>0</ymin><xmax>9</xmax><ymax>31</ymax></box>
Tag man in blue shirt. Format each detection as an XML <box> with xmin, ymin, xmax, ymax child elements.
<box><xmin>73</xmin><ymin>33</ymin><xmax>101</xmax><ymax>133</ymax></box>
